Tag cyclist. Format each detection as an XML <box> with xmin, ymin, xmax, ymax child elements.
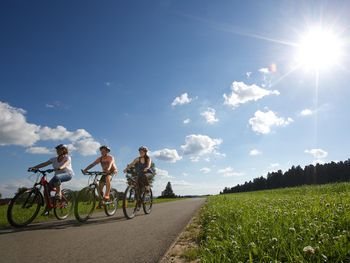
<box><xmin>123</xmin><ymin>146</ymin><xmax>153</xmax><ymax>193</ymax></box>
<box><xmin>28</xmin><ymin>144</ymin><xmax>74</xmax><ymax>215</ymax></box>
<box><xmin>83</xmin><ymin>145</ymin><xmax>117</xmax><ymax>201</ymax></box>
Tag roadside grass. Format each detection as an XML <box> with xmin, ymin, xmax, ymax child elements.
<box><xmin>0</xmin><ymin>197</ymin><xmax>185</xmax><ymax>228</ymax></box>
<box><xmin>198</xmin><ymin>183</ymin><xmax>350</xmax><ymax>262</ymax></box>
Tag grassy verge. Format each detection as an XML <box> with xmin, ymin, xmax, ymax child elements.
<box><xmin>197</xmin><ymin>183</ymin><xmax>350</xmax><ymax>262</ymax></box>
<box><xmin>160</xmin><ymin>207</ymin><xmax>202</xmax><ymax>263</ymax></box>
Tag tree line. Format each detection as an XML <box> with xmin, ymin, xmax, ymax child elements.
<box><xmin>221</xmin><ymin>159</ymin><xmax>350</xmax><ymax>194</ymax></box>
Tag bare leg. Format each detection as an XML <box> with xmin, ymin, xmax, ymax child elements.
<box><xmin>56</xmin><ymin>185</ymin><xmax>61</xmax><ymax>198</ymax></box>
<box><xmin>104</xmin><ymin>176</ymin><xmax>111</xmax><ymax>200</ymax></box>
<box><xmin>99</xmin><ymin>182</ymin><xmax>105</xmax><ymax>197</ymax></box>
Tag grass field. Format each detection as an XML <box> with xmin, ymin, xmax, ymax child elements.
<box><xmin>198</xmin><ymin>183</ymin><xmax>350</xmax><ymax>262</ymax></box>
<box><xmin>0</xmin><ymin>197</ymin><xmax>185</xmax><ymax>228</ymax></box>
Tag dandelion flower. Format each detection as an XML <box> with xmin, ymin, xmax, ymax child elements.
<box><xmin>303</xmin><ymin>245</ymin><xmax>315</xmax><ymax>255</ymax></box>
<box><xmin>289</xmin><ymin>227</ymin><xmax>296</xmax><ymax>232</ymax></box>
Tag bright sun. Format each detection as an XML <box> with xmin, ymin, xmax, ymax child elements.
<box><xmin>295</xmin><ymin>27</ymin><xmax>343</xmax><ymax>71</ymax></box>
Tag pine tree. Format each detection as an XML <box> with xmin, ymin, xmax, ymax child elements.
<box><xmin>161</xmin><ymin>182</ymin><xmax>176</xmax><ymax>198</ymax></box>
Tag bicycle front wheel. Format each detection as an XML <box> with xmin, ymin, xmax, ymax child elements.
<box><xmin>122</xmin><ymin>186</ymin><xmax>137</xmax><ymax>219</ymax></box>
<box><xmin>104</xmin><ymin>188</ymin><xmax>119</xmax><ymax>216</ymax></box>
<box><xmin>7</xmin><ymin>188</ymin><xmax>43</xmax><ymax>227</ymax></box>
<box><xmin>142</xmin><ymin>189</ymin><xmax>153</xmax><ymax>214</ymax></box>
<box><xmin>74</xmin><ymin>186</ymin><xmax>96</xmax><ymax>222</ymax></box>
<box><xmin>54</xmin><ymin>189</ymin><xmax>75</xmax><ymax>220</ymax></box>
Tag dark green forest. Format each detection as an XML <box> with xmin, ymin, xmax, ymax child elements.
<box><xmin>221</xmin><ymin>159</ymin><xmax>350</xmax><ymax>194</ymax></box>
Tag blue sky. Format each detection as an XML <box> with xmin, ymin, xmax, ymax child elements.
<box><xmin>1</xmin><ymin>0</ymin><xmax>349</xmax><ymax>197</ymax></box>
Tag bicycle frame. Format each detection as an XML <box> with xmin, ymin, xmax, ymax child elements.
<box><xmin>83</xmin><ymin>171</ymin><xmax>115</xmax><ymax>204</ymax></box>
<box><xmin>30</xmin><ymin>170</ymin><xmax>68</xmax><ymax>209</ymax></box>
<box><xmin>126</xmin><ymin>174</ymin><xmax>146</xmax><ymax>206</ymax></box>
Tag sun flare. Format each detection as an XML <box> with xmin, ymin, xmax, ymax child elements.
<box><xmin>295</xmin><ymin>27</ymin><xmax>343</xmax><ymax>71</ymax></box>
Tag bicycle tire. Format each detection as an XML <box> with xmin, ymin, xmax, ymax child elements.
<box><xmin>142</xmin><ymin>188</ymin><xmax>153</xmax><ymax>214</ymax></box>
<box><xmin>104</xmin><ymin>188</ymin><xmax>119</xmax><ymax>216</ymax></box>
<box><xmin>54</xmin><ymin>189</ymin><xmax>75</xmax><ymax>220</ymax></box>
<box><xmin>122</xmin><ymin>185</ymin><xmax>137</xmax><ymax>219</ymax></box>
<box><xmin>7</xmin><ymin>188</ymin><xmax>43</xmax><ymax>227</ymax></box>
<box><xmin>74</xmin><ymin>186</ymin><xmax>96</xmax><ymax>222</ymax></box>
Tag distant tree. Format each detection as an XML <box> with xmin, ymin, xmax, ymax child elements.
<box><xmin>0</xmin><ymin>192</ymin><xmax>2</xmax><ymax>199</ymax></box>
<box><xmin>221</xmin><ymin>159</ymin><xmax>350</xmax><ymax>194</ymax></box>
<box><xmin>16</xmin><ymin>187</ymin><xmax>28</xmax><ymax>195</ymax></box>
<box><xmin>161</xmin><ymin>182</ymin><xmax>176</xmax><ymax>198</ymax></box>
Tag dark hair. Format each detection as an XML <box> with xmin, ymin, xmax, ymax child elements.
<box><xmin>56</xmin><ymin>144</ymin><xmax>68</xmax><ymax>155</ymax></box>
<box><xmin>61</xmin><ymin>147</ymin><xmax>68</xmax><ymax>155</ymax></box>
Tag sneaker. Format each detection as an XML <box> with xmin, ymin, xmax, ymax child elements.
<box><xmin>41</xmin><ymin>208</ymin><xmax>50</xmax><ymax>216</ymax></box>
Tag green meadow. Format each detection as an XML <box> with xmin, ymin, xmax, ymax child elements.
<box><xmin>198</xmin><ymin>183</ymin><xmax>350</xmax><ymax>262</ymax></box>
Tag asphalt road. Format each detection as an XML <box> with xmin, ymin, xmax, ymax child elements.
<box><xmin>0</xmin><ymin>198</ymin><xmax>205</xmax><ymax>263</ymax></box>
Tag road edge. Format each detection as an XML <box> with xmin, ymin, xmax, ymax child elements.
<box><xmin>159</xmin><ymin>198</ymin><xmax>206</xmax><ymax>263</ymax></box>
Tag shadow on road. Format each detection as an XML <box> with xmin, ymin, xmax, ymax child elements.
<box><xmin>0</xmin><ymin>213</ymin><xmax>133</xmax><ymax>235</ymax></box>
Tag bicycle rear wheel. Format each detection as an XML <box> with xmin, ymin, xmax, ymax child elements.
<box><xmin>142</xmin><ymin>189</ymin><xmax>153</xmax><ymax>214</ymax></box>
<box><xmin>54</xmin><ymin>189</ymin><xmax>75</xmax><ymax>220</ymax></box>
<box><xmin>104</xmin><ymin>188</ymin><xmax>119</xmax><ymax>216</ymax></box>
<box><xmin>74</xmin><ymin>186</ymin><xmax>96</xmax><ymax>222</ymax></box>
<box><xmin>7</xmin><ymin>188</ymin><xmax>43</xmax><ymax>227</ymax></box>
<box><xmin>122</xmin><ymin>186</ymin><xmax>137</xmax><ymax>219</ymax></box>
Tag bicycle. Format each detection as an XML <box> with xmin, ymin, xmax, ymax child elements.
<box><xmin>7</xmin><ymin>169</ymin><xmax>75</xmax><ymax>228</ymax></box>
<box><xmin>122</xmin><ymin>169</ymin><xmax>153</xmax><ymax>219</ymax></box>
<box><xmin>74</xmin><ymin>170</ymin><xmax>119</xmax><ymax>222</ymax></box>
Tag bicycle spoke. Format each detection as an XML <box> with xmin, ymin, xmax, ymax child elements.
<box><xmin>7</xmin><ymin>189</ymin><xmax>42</xmax><ymax>227</ymax></box>
<box><xmin>74</xmin><ymin>187</ymin><xmax>96</xmax><ymax>222</ymax></box>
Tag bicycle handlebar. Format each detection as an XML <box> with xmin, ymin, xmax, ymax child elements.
<box><xmin>81</xmin><ymin>169</ymin><xmax>108</xmax><ymax>176</ymax></box>
<box><xmin>28</xmin><ymin>168</ymin><xmax>55</xmax><ymax>174</ymax></box>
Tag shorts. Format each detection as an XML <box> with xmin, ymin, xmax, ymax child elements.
<box><xmin>100</xmin><ymin>174</ymin><xmax>112</xmax><ymax>183</ymax></box>
<box><xmin>49</xmin><ymin>173</ymin><xmax>72</xmax><ymax>187</ymax></box>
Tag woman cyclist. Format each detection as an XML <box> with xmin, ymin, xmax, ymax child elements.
<box><xmin>123</xmin><ymin>146</ymin><xmax>153</xmax><ymax>193</ymax></box>
<box><xmin>83</xmin><ymin>145</ymin><xmax>118</xmax><ymax>201</ymax></box>
<box><xmin>28</xmin><ymin>144</ymin><xmax>74</xmax><ymax>215</ymax></box>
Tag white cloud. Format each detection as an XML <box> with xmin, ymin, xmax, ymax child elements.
<box><xmin>249</xmin><ymin>149</ymin><xmax>262</xmax><ymax>156</ymax></box>
<box><xmin>183</xmin><ymin>118</ymin><xmax>191</xmax><ymax>124</ymax></box>
<box><xmin>246</xmin><ymin>72</ymin><xmax>252</xmax><ymax>78</ymax></box>
<box><xmin>270</xmin><ymin>163</ymin><xmax>280</xmax><ymax>168</ymax></box>
<box><xmin>104</xmin><ymin>82</ymin><xmax>112</xmax><ymax>87</ymax></box>
<box><xmin>0</xmin><ymin>101</ymin><xmax>40</xmax><ymax>146</ymax></box>
<box><xmin>181</xmin><ymin>134</ymin><xmax>223</xmax><ymax>156</ymax></box>
<box><xmin>0</xmin><ymin>101</ymin><xmax>100</xmax><ymax>156</ymax></box>
<box><xmin>249</xmin><ymin>110</ymin><xmax>293</xmax><ymax>134</ymax></box>
<box><xmin>38</xmin><ymin>126</ymin><xmax>91</xmax><ymax>142</ymax></box>
<box><xmin>171</xmin><ymin>93</ymin><xmax>193</xmax><ymax>106</ymax></box>
<box><xmin>73</xmin><ymin>138</ymin><xmax>101</xmax><ymax>156</ymax></box>
<box><xmin>155</xmin><ymin>168</ymin><xmax>174</xmax><ymax>178</ymax></box>
<box><xmin>223</xmin><ymin>81</ymin><xmax>279</xmax><ymax>109</ymax></box>
<box><xmin>201</xmin><ymin>107</ymin><xmax>219</xmax><ymax>124</ymax></box>
<box><xmin>26</xmin><ymin>147</ymin><xmax>52</xmax><ymax>154</ymax></box>
<box><xmin>200</xmin><ymin>167</ymin><xmax>211</xmax><ymax>174</ymax></box>
<box><xmin>151</xmin><ymin>148</ymin><xmax>182</xmax><ymax>163</ymax></box>
<box><xmin>259</xmin><ymin>67</ymin><xmax>270</xmax><ymax>74</ymax></box>
<box><xmin>45</xmin><ymin>104</ymin><xmax>55</xmax><ymax>108</ymax></box>
<box><xmin>190</xmin><ymin>156</ymin><xmax>200</xmax><ymax>162</ymax></box>
<box><xmin>305</xmin><ymin>148</ymin><xmax>328</xmax><ymax>159</ymax></box>
<box><xmin>217</xmin><ymin>166</ymin><xmax>244</xmax><ymax>177</ymax></box>
<box><xmin>300</xmin><ymin>108</ymin><xmax>313</xmax><ymax>116</ymax></box>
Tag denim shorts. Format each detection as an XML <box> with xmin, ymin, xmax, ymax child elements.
<box><xmin>49</xmin><ymin>173</ymin><xmax>72</xmax><ymax>187</ymax></box>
